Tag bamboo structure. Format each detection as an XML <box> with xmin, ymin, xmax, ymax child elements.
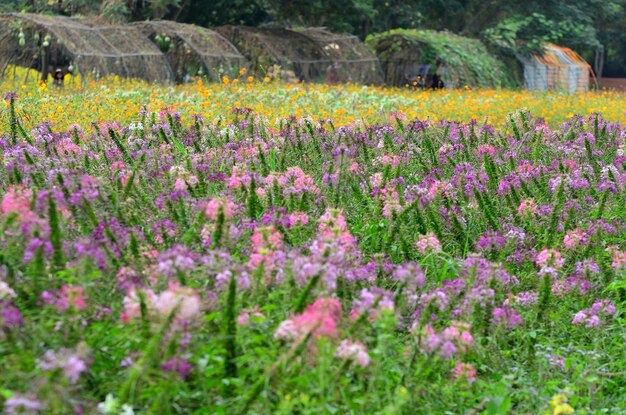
<box><xmin>0</xmin><ymin>12</ymin><xmax>172</xmax><ymax>83</ymax></box>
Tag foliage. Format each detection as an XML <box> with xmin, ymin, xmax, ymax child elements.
<box><xmin>484</xmin><ymin>13</ymin><xmax>599</xmax><ymax>58</ymax></box>
<box><xmin>366</xmin><ymin>29</ymin><xmax>512</xmax><ymax>88</ymax></box>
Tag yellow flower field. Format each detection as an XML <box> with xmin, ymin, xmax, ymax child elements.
<box><xmin>1</xmin><ymin>66</ymin><xmax>625</xmax><ymax>133</ymax></box>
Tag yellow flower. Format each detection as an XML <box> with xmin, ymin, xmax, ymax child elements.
<box><xmin>554</xmin><ymin>405</ymin><xmax>574</xmax><ymax>415</ymax></box>
<box><xmin>222</xmin><ymin>76</ymin><xmax>230</xmax><ymax>84</ymax></box>
<box><xmin>548</xmin><ymin>393</ymin><xmax>574</xmax><ymax>415</ymax></box>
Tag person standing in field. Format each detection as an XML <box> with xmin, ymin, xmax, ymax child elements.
<box><xmin>327</xmin><ymin>62</ymin><xmax>339</xmax><ymax>85</ymax></box>
<box><xmin>432</xmin><ymin>59</ymin><xmax>445</xmax><ymax>89</ymax></box>
<box><xmin>52</xmin><ymin>68</ymin><xmax>66</xmax><ymax>88</ymax></box>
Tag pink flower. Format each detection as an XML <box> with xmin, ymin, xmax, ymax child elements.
<box><xmin>317</xmin><ymin>209</ymin><xmax>355</xmax><ymax>246</ymax></box>
<box><xmin>477</xmin><ymin>144</ymin><xmax>497</xmax><ymax>157</ymax></box>
<box><xmin>121</xmin><ymin>283</ymin><xmax>201</xmax><ymax>323</ymax></box>
<box><xmin>227</xmin><ymin>165</ymin><xmax>251</xmax><ymax>190</ymax></box>
<box><xmin>420</xmin><ymin>322</ymin><xmax>473</xmax><ymax>359</ymax></box>
<box><xmin>517</xmin><ymin>199</ymin><xmax>538</xmax><ymax>217</ymax></box>
<box><xmin>563</xmin><ymin>228</ymin><xmax>587</xmax><ymax>250</ymax></box>
<box><xmin>61</xmin><ymin>285</ymin><xmax>87</xmax><ymax>311</ymax></box>
<box><xmin>289</xmin><ymin>211</ymin><xmax>309</xmax><ymax>227</ymax></box>
<box><xmin>248</xmin><ymin>226</ymin><xmax>284</xmax><ymax>276</ymax></box>
<box><xmin>153</xmin><ymin>281</ymin><xmax>202</xmax><ymax>321</ymax></box>
<box><xmin>427</xmin><ymin>180</ymin><xmax>454</xmax><ymax>200</ymax></box>
<box><xmin>1</xmin><ymin>185</ymin><xmax>35</xmax><ymax>224</ymax></box>
<box><xmin>205</xmin><ymin>198</ymin><xmax>237</xmax><ymax>220</ymax></box>
<box><xmin>335</xmin><ymin>339</ymin><xmax>371</xmax><ymax>367</ymax></box>
<box><xmin>382</xmin><ymin>198</ymin><xmax>401</xmax><ymax>218</ymax></box>
<box><xmin>56</xmin><ymin>140</ymin><xmax>83</xmax><ymax>156</ymax></box>
<box><xmin>111</xmin><ymin>160</ymin><xmax>126</xmax><ymax>171</ymax></box>
<box><xmin>41</xmin><ymin>285</ymin><xmax>87</xmax><ymax>313</ymax></box>
<box><xmin>536</xmin><ymin>248</ymin><xmax>564</xmax><ymax>269</ymax></box>
<box><xmin>415</xmin><ymin>233</ymin><xmax>442</xmax><ymax>253</ymax></box>
<box><xmin>268</xmin><ymin>167</ymin><xmax>320</xmax><ymax>197</ymax></box>
<box><xmin>237</xmin><ymin>307</ymin><xmax>264</xmax><ymax>325</ymax></box>
<box><xmin>256</xmin><ymin>187</ymin><xmax>267</xmax><ymax>198</ymax></box>
<box><xmin>369</xmin><ymin>172</ymin><xmax>383</xmax><ymax>188</ymax></box>
<box><xmin>451</xmin><ymin>362</ymin><xmax>477</xmax><ymax>383</ymax></box>
<box><xmin>378</xmin><ymin>154</ymin><xmax>401</xmax><ymax>168</ymax></box>
<box><xmin>274</xmin><ymin>297</ymin><xmax>341</xmax><ymax>341</ymax></box>
<box><xmin>390</xmin><ymin>111</ymin><xmax>407</xmax><ymax>123</ymax></box>
<box><xmin>174</xmin><ymin>178</ymin><xmax>188</xmax><ymax>191</ymax></box>
<box><xmin>274</xmin><ymin>319</ymin><xmax>300</xmax><ymax>340</ymax></box>
<box><xmin>610</xmin><ymin>248</ymin><xmax>626</xmax><ymax>271</ymax></box>
<box><xmin>121</xmin><ymin>288</ymin><xmax>157</xmax><ymax>322</ymax></box>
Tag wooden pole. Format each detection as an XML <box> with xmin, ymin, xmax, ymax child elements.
<box><xmin>41</xmin><ymin>35</ymin><xmax>49</xmax><ymax>83</ymax></box>
<box><xmin>594</xmin><ymin>45</ymin><xmax>604</xmax><ymax>88</ymax></box>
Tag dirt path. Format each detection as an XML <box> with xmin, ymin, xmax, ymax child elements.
<box><xmin>600</xmin><ymin>78</ymin><xmax>626</xmax><ymax>91</ymax></box>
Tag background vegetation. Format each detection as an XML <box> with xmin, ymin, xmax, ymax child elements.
<box><xmin>1</xmin><ymin>0</ymin><xmax>626</xmax><ymax>78</ymax></box>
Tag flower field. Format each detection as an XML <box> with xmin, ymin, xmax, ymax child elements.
<box><xmin>3</xmin><ymin>68</ymin><xmax>626</xmax><ymax>131</ymax></box>
<box><xmin>2</xmin><ymin>78</ymin><xmax>626</xmax><ymax>414</ymax></box>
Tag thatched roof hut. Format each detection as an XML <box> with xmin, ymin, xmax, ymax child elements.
<box><xmin>133</xmin><ymin>20</ymin><xmax>246</xmax><ymax>83</ymax></box>
<box><xmin>215</xmin><ymin>25</ymin><xmax>330</xmax><ymax>82</ymax></box>
<box><xmin>297</xmin><ymin>28</ymin><xmax>383</xmax><ymax>85</ymax></box>
<box><xmin>0</xmin><ymin>12</ymin><xmax>172</xmax><ymax>82</ymax></box>
<box><xmin>519</xmin><ymin>43</ymin><xmax>597</xmax><ymax>93</ymax></box>
<box><xmin>366</xmin><ymin>29</ymin><xmax>508</xmax><ymax>89</ymax></box>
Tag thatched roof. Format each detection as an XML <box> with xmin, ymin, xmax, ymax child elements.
<box><xmin>297</xmin><ymin>28</ymin><xmax>383</xmax><ymax>85</ymax></box>
<box><xmin>133</xmin><ymin>20</ymin><xmax>246</xmax><ymax>82</ymax></box>
<box><xmin>0</xmin><ymin>12</ymin><xmax>172</xmax><ymax>82</ymax></box>
<box><xmin>215</xmin><ymin>25</ymin><xmax>331</xmax><ymax>82</ymax></box>
<box><xmin>366</xmin><ymin>29</ymin><xmax>507</xmax><ymax>88</ymax></box>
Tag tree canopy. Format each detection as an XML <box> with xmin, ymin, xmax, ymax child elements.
<box><xmin>3</xmin><ymin>0</ymin><xmax>626</xmax><ymax>76</ymax></box>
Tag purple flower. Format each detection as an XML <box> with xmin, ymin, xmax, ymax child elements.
<box><xmin>572</xmin><ymin>299</ymin><xmax>616</xmax><ymax>328</ymax></box>
<box><xmin>1</xmin><ymin>300</ymin><xmax>23</xmax><ymax>328</ymax></box>
<box><xmin>4</xmin><ymin>394</ymin><xmax>41</xmax><ymax>414</ymax></box>
<box><xmin>39</xmin><ymin>349</ymin><xmax>88</xmax><ymax>383</ymax></box>
<box><xmin>492</xmin><ymin>305</ymin><xmax>522</xmax><ymax>330</ymax></box>
<box><xmin>476</xmin><ymin>231</ymin><xmax>506</xmax><ymax>251</ymax></box>
<box><xmin>439</xmin><ymin>341</ymin><xmax>457</xmax><ymax>359</ymax></box>
<box><xmin>162</xmin><ymin>357</ymin><xmax>193</xmax><ymax>379</ymax></box>
<box><xmin>392</xmin><ymin>262</ymin><xmax>425</xmax><ymax>290</ymax></box>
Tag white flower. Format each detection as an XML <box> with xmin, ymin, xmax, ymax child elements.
<box><xmin>97</xmin><ymin>394</ymin><xmax>119</xmax><ymax>414</ymax></box>
<box><xmin>0</xmin><ymin>280</ymin><xmax>16</xmax><ymax>300</ymax></box>
<box><xmin>335</xmin><ymin>340</ymin><xmax>371</xmax><ymax>367</ymax></box>
<box><xmin>128</xmin><ymin>121</ymin><xmax>143</xmax><ymax>131</ymax></box>
<box><xmin>121</xmin><ymin>404</ymin><xmax>135</xmax><ymax>415</ymax></box>
<box><xmin>169</xmin><ymin>165</ymin><xmax>187</xmax><ymax>178</ymax></box>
